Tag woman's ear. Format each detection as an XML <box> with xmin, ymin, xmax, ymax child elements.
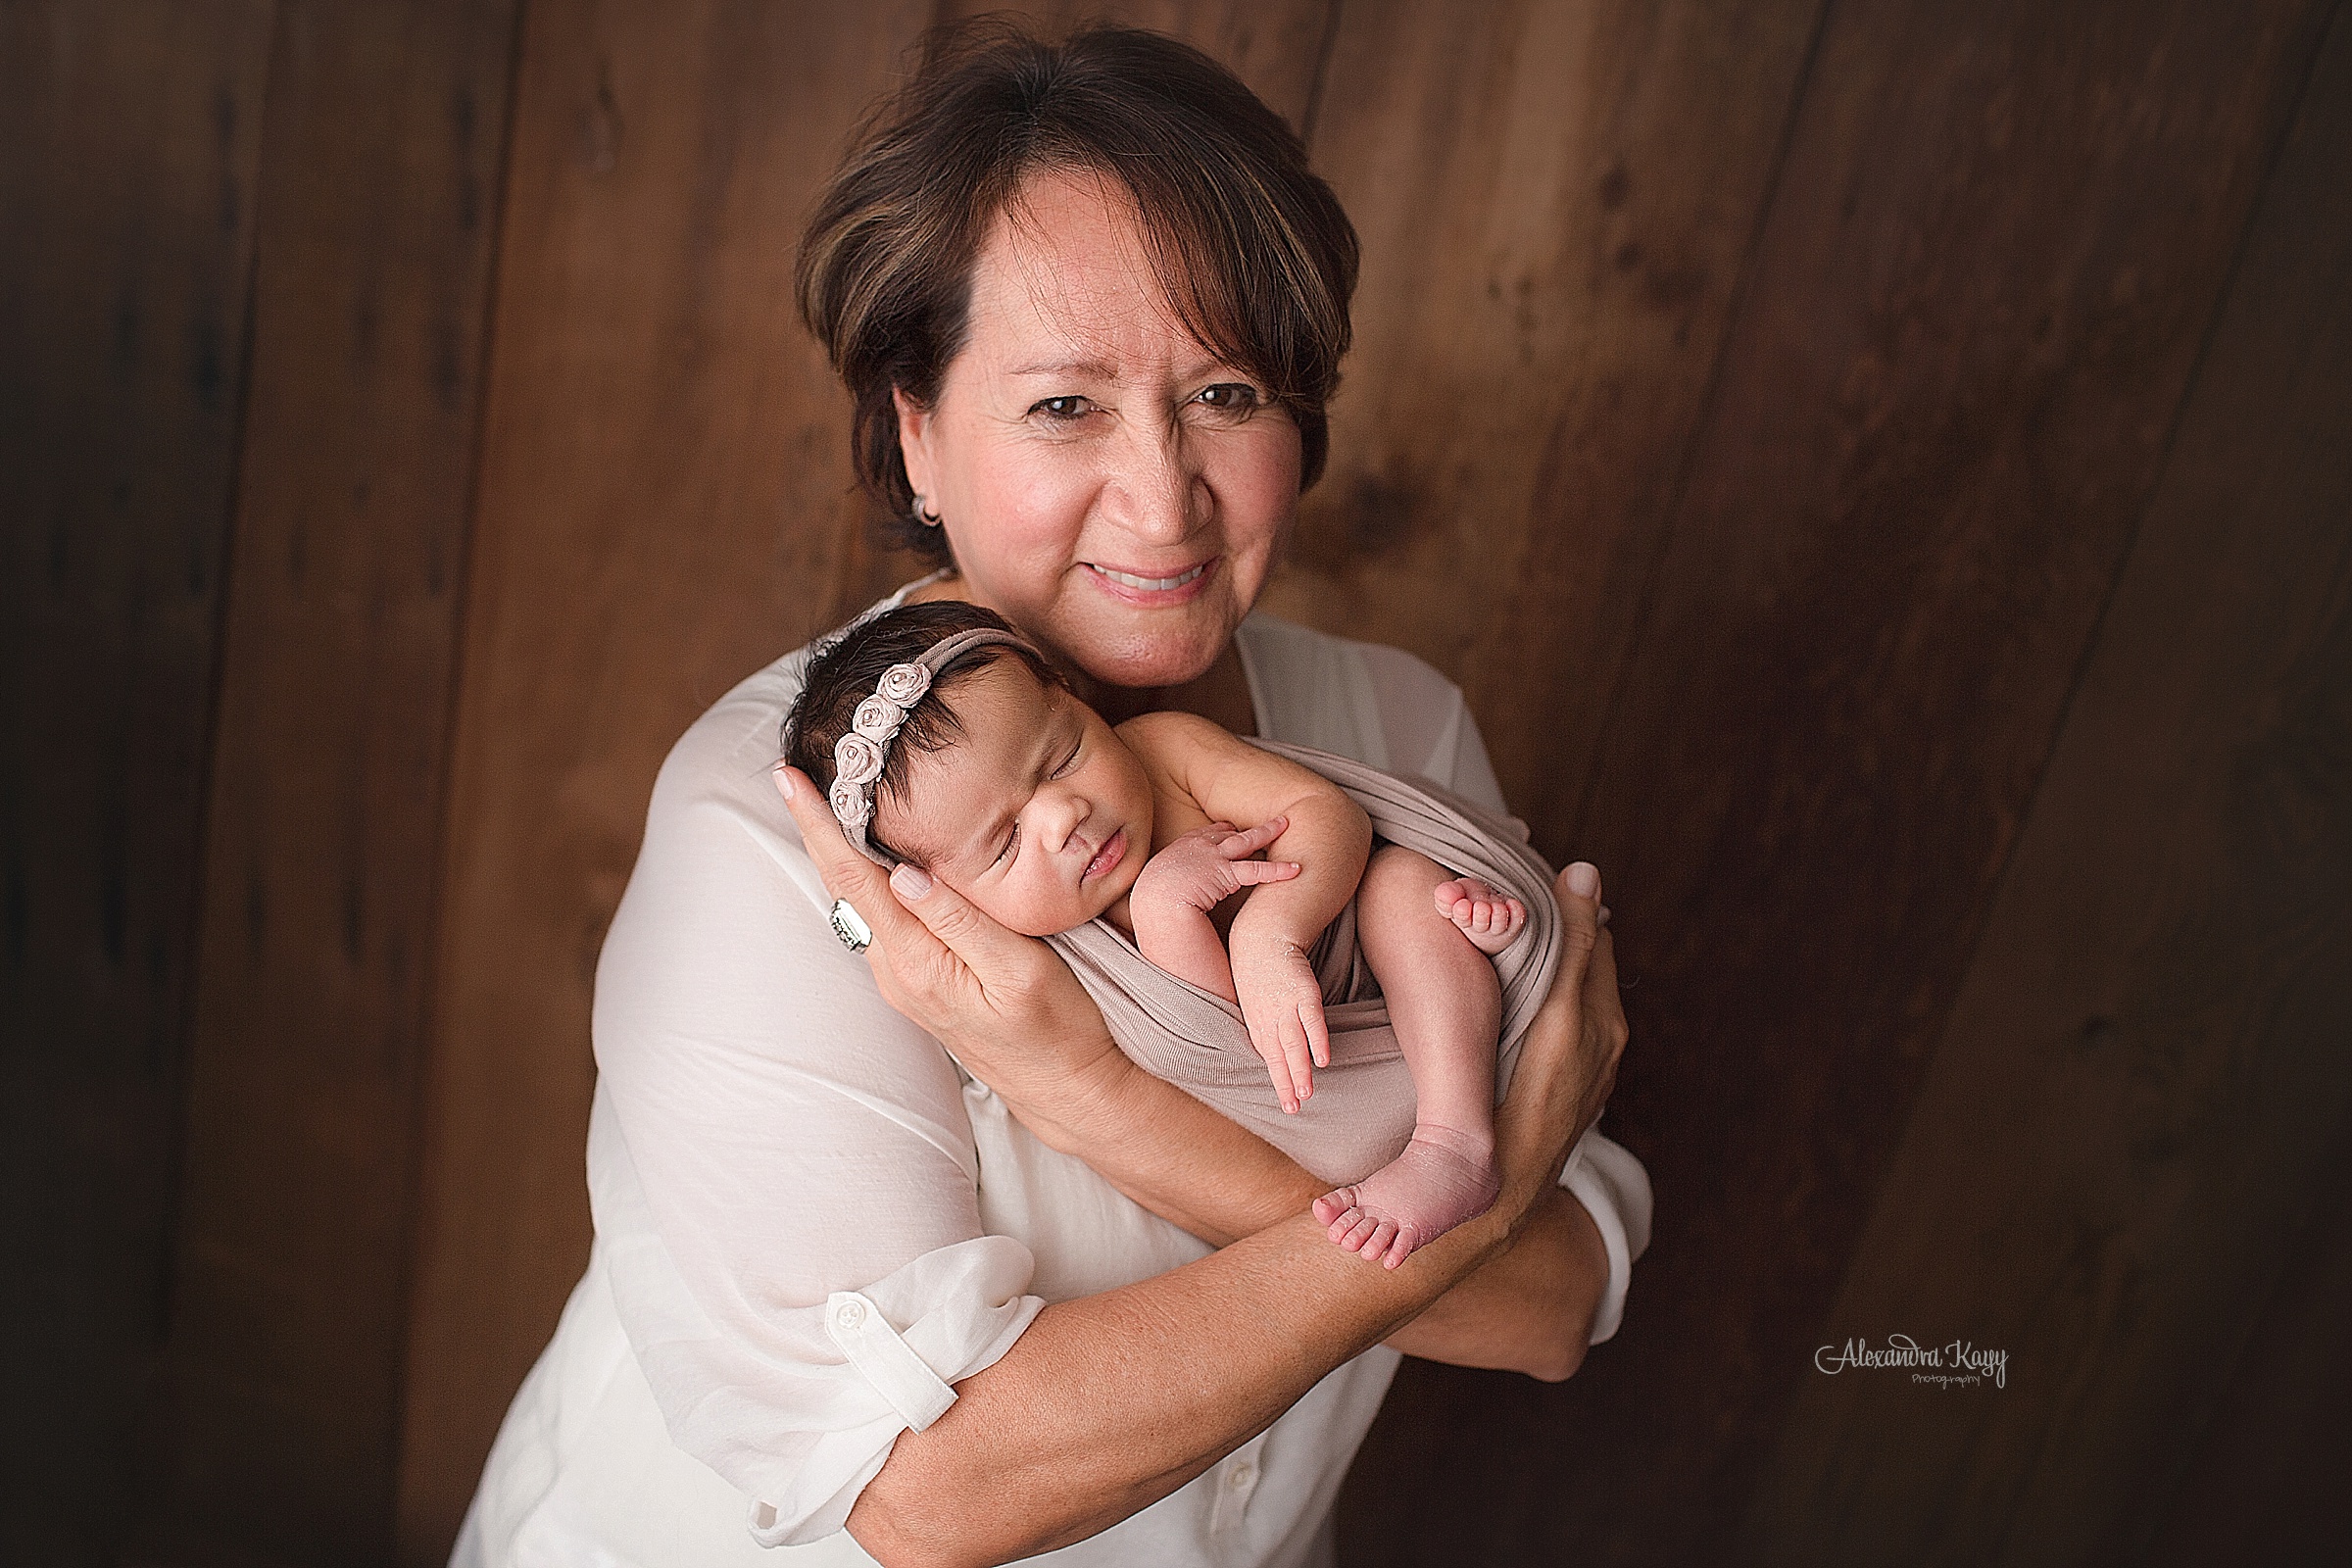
<box><xmin>893</xmin><ymin>385</ymin><xmax>935</xmax><ymax>499</ymax></box>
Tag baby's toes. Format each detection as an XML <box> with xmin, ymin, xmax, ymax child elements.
<box><xmin>1337</xmin><ymin>1210</ymin><xmax>1382</xmax><ymax>1253</ymax></box>
<box><xmin>1458</xmin><ymin>894</ymin><xmax>1527</xmax><ymax>956</ymax></box>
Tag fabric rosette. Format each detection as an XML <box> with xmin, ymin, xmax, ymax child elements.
<box><xmin>832</xmin><ymin>732</ymin><xmax>886</xmax><ymax>788</ymax></box>
<box><xmin>873</xmin><ymin>662</ymin><xmax>931</xmax><ymax>706</ymax></box>
<box><xmin>852</xmin><ymin>695</ymin><xmax>904</xmax><ymax>742</ymax></box>
<box><xmin>828</xmin><ymin>775</ymin><xmax>872</xmax><ymax>832</ymax></box>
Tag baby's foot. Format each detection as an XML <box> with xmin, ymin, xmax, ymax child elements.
<box><xmin>1434</xmin><ymin>877</ymin><xmax>1527</xmax><ymax>956</ymax></box>
<box><xmin>1311</xmin><ymin>1124</ymin><xmax>1500</xmax><ymax>1269</ymax></box>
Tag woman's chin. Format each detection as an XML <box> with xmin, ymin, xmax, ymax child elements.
<box><xmin>1071</xmin><ymin>605</ymin><xmax>1241</xmax><ymax>690</ymax></box>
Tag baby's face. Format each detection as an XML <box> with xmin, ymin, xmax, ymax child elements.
<box><xmin>878</xmin><ymin>657</ymin><xmax>1152</xmax><ymax>937</ymax></box>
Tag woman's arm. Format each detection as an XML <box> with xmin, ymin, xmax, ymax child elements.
<box><xmin>853</xmin><ymin>1204</ymin><xmax>1513</xmax><ymax>1566</ymax></box>
<box><xmin>944</xmin><ymin>964</ymin><xmax>1610</xmax><ymax>1379</ymax></box>
<box><xmin>779</xmin><ymin>768</ymin><xmax>1625</xmax><ymax>1565</ymax></box>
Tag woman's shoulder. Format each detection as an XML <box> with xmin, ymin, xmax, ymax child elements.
<box><xmin>1236</xmin><ymin>611</ymin><xmax>1463</xmax><ymax>701</ymax></box>
<box><xmin>650</xmin><ymin>645</ymin><xmax>815</xmax><ymax>821</ymax></box>
<box><xmin>1235</xmin><ymin>611</ymin><xmax>1502</xmax><ymax>812</ymax></box>
<box><xmin>648</xmin><ymin>577</ymin><xmax>941</xmax><ymax>831</ymax></box>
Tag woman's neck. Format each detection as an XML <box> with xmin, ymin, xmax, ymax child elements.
<box><xmin>1074</xmin><ymin>646</ymin><xmax>1255</xmax><ymax>735</ymax></box>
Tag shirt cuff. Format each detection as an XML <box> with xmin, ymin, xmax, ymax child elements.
<box><xmin>1557</xmin><ymin>1127</ymin><xmax>1653</xmax><ymax>1346</ymax></box>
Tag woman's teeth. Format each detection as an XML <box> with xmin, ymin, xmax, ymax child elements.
<box><xmin>1093</xmin><ymin>563</ymin><xmax>1208</xmax><ymax>591</ymax></box>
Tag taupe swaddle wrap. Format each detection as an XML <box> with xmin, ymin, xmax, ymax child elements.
<box><xmin>1045</xmin><ymin>740</ymin><xmax>1560</xmax><ymax>1187</ymax></box>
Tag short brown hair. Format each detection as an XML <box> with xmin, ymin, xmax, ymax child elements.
<box><xmin>796</xmin><ymin>19</ymin><xmax>1359</xmax><ymax>565</ymax></box>
<box><xmin>783</xmin><ymin>600</ymin><xmax>1067</xmax><ymax>864</ymax></box>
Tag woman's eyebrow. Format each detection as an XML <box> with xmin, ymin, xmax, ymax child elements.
<box><xmin>1005</xmin><ymin>356</ymin><xmax>1116</xmax><ymax>378</ymax></box>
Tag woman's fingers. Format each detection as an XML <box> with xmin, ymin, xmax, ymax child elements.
<box><xmin>885</xmin><ymin>861</ymin><xmax>1065</xmax><ymax>1004</ymax></box>
<box><xmin>772</xmin><ymin>766</ymin><xmax>930</xmax><ymax>957</ymax></box>
<box><xmin>1494</xmin><ymin>860</ymin><xmax>1622</xmax><ymax>1191</ymax></box>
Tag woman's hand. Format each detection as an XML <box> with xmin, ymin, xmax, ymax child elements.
<box><xmin>774</xmin><ymin>765</ymin><xmax>1126</xmax><ymax>1132</ymax></box>
<box><xmin>1486</xmin><ymin>860</ymin><xmax>1627</xmax><ymax>1238</ymax></box>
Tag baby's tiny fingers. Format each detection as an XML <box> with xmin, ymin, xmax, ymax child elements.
<box><xmin>1256</xmin><ymin>1033</ymin><xmax>1300</xmax><ymax>1114</ymax></box>
<box><xmin>1284</xmin><ymin>1018</ymin><xmax>1315</xmax><ymax>1102</ymax></box>
<box><xmin>1302</xmin><ymin>1000</ymin><xmax>1331</xmax><ymax>1070</ymax></box>
<box><xmin>1233</xmin><ymin>859</ymin><xmax>1301</xmax><ymax>885</ymax></box>
<box><xmin>1224</xmin><ymin>815</ymin><xmax>1289</xmax><ymax>854</ymax></box>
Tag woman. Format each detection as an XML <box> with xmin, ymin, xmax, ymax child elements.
<box><xmin>457</xmin><ymin>22</ymin><xmax>1649</xmax><ymax>1567</ymax></box>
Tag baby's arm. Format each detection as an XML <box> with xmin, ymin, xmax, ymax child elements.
<box><xmin>1127</xmin><ymin>818</ymin><xmax>1298</xmax><ymax>1002</ymax></box>
<box><xmin>1117</xmin><ymin>712</ymin><xmax>1375</xmax><ymax>1111</ymax></box>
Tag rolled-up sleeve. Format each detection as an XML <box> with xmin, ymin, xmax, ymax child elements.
<box><xmin>588</xmin><ymin>715</ymin><xmax>1045</xmax><ymax>1545</ymax></box>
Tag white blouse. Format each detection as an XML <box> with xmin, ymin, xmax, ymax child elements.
<box><xmin>454</xmin><ymin>591</ymin><xmax>1653</xmax><ymax>1567</ymax></box>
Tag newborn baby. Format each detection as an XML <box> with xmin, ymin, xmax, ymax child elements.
<box><xmin>785</xmin><ymin>601</ymin><xmax>1531</xmax><ymax>1267</ymax></box>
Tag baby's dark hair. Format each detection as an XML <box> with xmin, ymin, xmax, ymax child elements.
<box><xmin>783</xmin><ymin>600</ymin><xmax>1066</xmax><ymax>863</ymax></box>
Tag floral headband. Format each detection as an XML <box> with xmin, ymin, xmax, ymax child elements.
<box><xmin>824</xmin><ymin>626</ymin><xmax>1031</xmax><ymax>866</ymax></box>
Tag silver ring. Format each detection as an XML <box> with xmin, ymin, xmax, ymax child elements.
<box><xmin>829</xmin><ymin>898</ymin><xmax>872</xmax><ymax>953</ymax></box>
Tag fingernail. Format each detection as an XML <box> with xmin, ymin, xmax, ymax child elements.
<box><xmin>774</xmin><ymin>766</ymin><xmax>797</xmax><ymax>801</ymax></box>
<box><xmin>1567</xmin><ymin>861</ymin><xmax>1599</xmax><ymax>899</ymax></box>
<box><xmin>891</xmin><ymin>863</ymin><xmax>932</xmax><ymax>899</ymax></box>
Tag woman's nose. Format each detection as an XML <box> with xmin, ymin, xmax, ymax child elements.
<box><xmin>1105</xmin><ymin>418</ymin><xmax>1203</xmax><ymax>543</ymax></box>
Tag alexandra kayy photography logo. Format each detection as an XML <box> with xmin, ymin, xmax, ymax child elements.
<box><xmin>1815</xmin><ymin>1335</ymin><xmax>2007</xmax><ymax>1390</ymax></box>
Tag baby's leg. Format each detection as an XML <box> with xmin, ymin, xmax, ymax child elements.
<box><xmin>1313</xmin><ymin>846</ymin><xmax>1504</xmax><ymax>1268</ymax></box>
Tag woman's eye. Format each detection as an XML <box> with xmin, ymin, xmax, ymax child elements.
<box><xmin>1195</xmin><ymin>383</ymin><xmax>1261</xmax><ymax>413</ymax></box>
<box><xmin>1031</xmin><ymin>395</ymin><xmax>1091</xmax><ymax>421</ymax></box>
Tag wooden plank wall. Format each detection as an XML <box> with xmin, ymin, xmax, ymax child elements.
<box><xmin>1339</xmin><ymin>2</ymin><xmax>2342</xmax><ymax>1564</ymax></box>
<box><xmin>1</xmin><ymin>5</ymin><xmax>271</xmax><ymax>1564</ymax></box>
<box><xmin>15</xmin><ymin>1</ymin><xmax>2347</xmax><ymax>1564</ymax></box>
<box><xmin>128</xmin><ymin>4</ymin><xmax>521</xmax><ymax>1563</ymax></box>
<box><xmin>1748</xmin><ymin>12</ymin><xmax>2352</xmax><ymax>1560</ymax></box>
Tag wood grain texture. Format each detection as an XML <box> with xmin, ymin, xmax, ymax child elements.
<box><xmin>2144</xmin><ymin>1128</ymin><xmax>2352</xmax><ymax>1565</ymax></box>
<box><xmin>1261</xmin><ymin>0</ymin><xmax>1824</xmax><ymax>844</ymax></box>
<box><xmin>0</xmin><ymin>5</ymin><xmax>271</xmax><ymax>1563</ymax></box>
<box><xmin>122</xmin><ymin>4</ymin><xmax>518</xmax><ymax>1563</ymax></box>
<box><xmin>1527</xmin><ymin>1</ymin><xmax>2333</xmax><ymax>1562</ymax></box>
<box><xmin>937</xmin><ymin>0</ymin><xmax>1335</xmax><ymax>142</ymax></box>
<box><xmin>1745</xmin><ymin>11</ymin><xmax>2352</xmax><ymax>1559</ymax></box>
<box><xmin>392</xmin><ymin>4</ymin><xmax>936</xmax><ymax>1553</ymax></box>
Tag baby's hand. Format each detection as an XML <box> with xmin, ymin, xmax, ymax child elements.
<box><xmin>1231</xmin><ymin>937</ymin><xmax>1330</xmax><ymax>1114</ymax></box>
<box><xmin>1129</xmin><ymin>817</ymin><xmax>1299</xmax><ymax>916</ymax></box>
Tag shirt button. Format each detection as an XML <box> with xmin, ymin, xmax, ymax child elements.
<box><xmin>1227</xmin><ymin>1461</ymin><xmax>1256</xmax><ymax>1491</ymax></box>
<box><xmin>835</xmin><ymin>1298</ymin><xmax>867</xmax><ymax>1331</ymax></box>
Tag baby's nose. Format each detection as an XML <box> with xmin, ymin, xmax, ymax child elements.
<box><xmin>1043</xmin><ymin>790</ymin><xmax>1090</xmax><ymax>853</ymax></box>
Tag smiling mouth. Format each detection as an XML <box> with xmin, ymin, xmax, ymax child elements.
<box><xmin>1087</xmin><ymin>562</ymin><xmax>1210</xmax><ymax>592</ymax></box>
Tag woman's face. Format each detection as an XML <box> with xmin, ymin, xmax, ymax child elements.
<box><xmin>896</xmin><ymin>170</ymin><xmax>1302</xmax><ymax>692</ymax></box>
